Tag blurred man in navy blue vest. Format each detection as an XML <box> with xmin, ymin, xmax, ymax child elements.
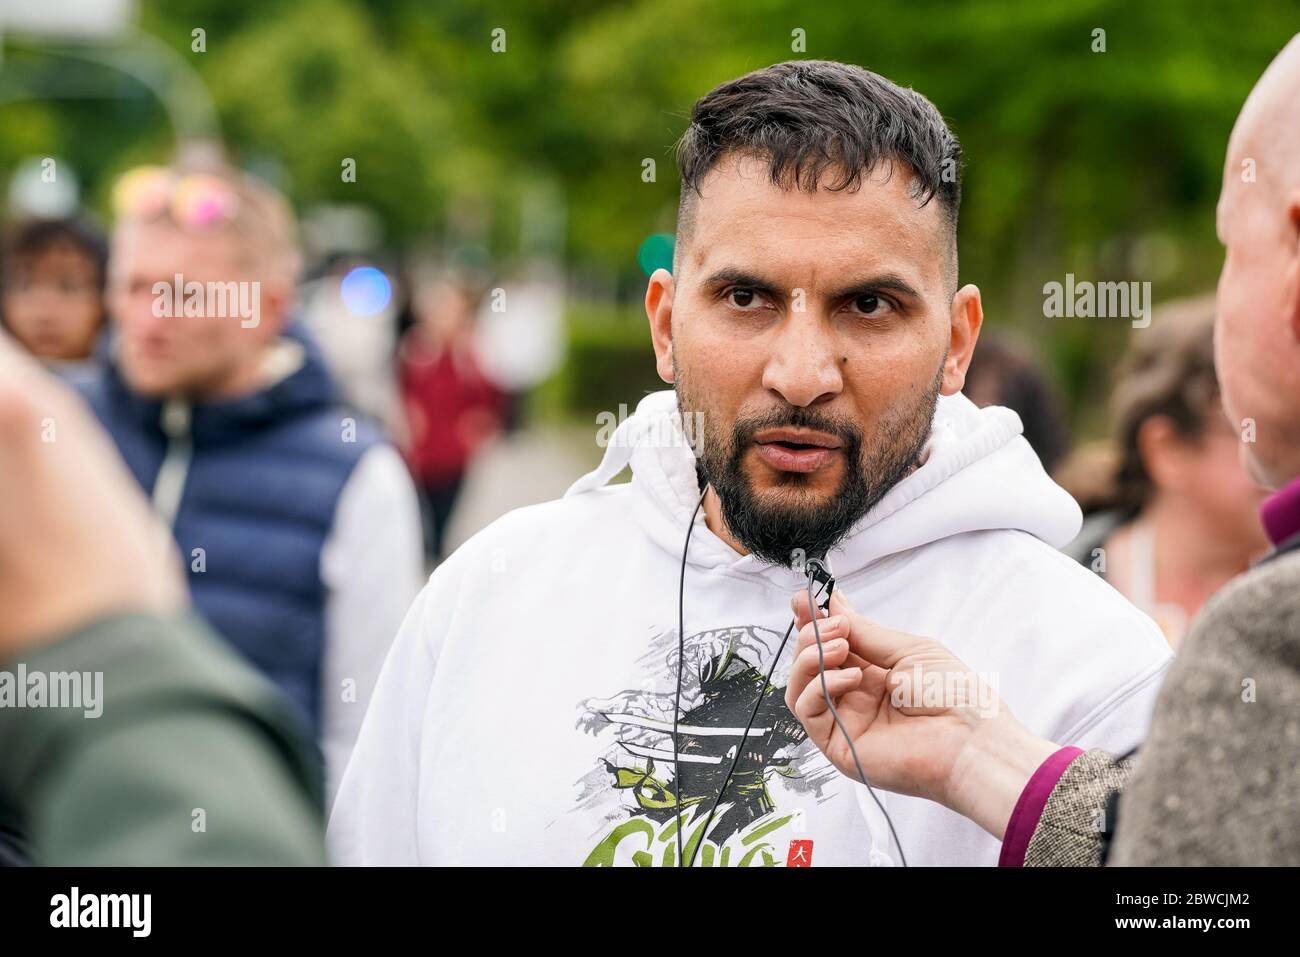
<box><xmin>76</xmin><ymin>162</ymin><xmax>423</xmax><ymax>805</ymax></box>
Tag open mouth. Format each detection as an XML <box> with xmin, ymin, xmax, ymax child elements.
<box><xmin>767</xmin><ymin>439</ymin><xmax>826</xmax><ymax>451</ymax></box>
<box><xmin>752</xmin><ymin>429</ymin><xmax>843</xmax><ymax>473</ymax></box>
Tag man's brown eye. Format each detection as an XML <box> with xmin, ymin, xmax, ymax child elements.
<box><xmin>729</xmin><ymin>288</ymin><xmax>755</xmax><ymax>308</ymax></box>
<box><xmin>856</xmin><ymin>295</ymin><xmax>880</xmax><ymax>314</ymax></box>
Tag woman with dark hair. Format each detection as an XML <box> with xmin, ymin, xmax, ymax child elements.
<box><xmin>1062</xmin><ymin>296</ymin><xmax>1268</xmax><ymax>646</ymax></box>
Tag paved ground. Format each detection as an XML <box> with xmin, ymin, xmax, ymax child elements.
<box><xmin>442</xmin><ymin>423</ymin><xmax>609</xmax><ymax>555</ymax></box>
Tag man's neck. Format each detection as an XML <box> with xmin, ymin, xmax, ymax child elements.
<box><xmin>184</xmin><ymin>339</ymin><xmax>301</xmax><ymax>402</ymax></box>
<box><xmin>702</xmin><ymin>484</ymin><xmax>749</xmax><ymax>557</ymax></box>
<box><xmin>200</xmin><ymin>363</ymin><xmax>264</xmax><ymax>401</ymax></box>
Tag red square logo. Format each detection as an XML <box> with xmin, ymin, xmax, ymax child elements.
<box><xmin>786</xmin><ymin>839</ymin><xmax>814</xmax><ymax>867</ymax></box>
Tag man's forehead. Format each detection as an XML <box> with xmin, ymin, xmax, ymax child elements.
<box><xmin>685</xmin><ymin>156</ymin><xmax>945</xmax><ymax>289</ymax></box>
<box><xmin>113</xmin><ymin>219</ymin><xmax>239</xmax><ymax>268</ymax></box>
<box><xmin>1219</xmin><ymin>38</ymin><xmax>1300</xmax><ymax>222</ymax></box>
<box><xmin>1217</xmin><ymin>98</ymin><xmax>1269</xmax><ymax>245</ymax></box>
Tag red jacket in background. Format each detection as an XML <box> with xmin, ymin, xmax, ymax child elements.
<box><xmin>399</xmin><ymin>332</ymin><xmax>505</xmax><ymax>488</ymax></box>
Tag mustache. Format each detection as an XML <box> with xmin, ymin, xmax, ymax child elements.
<box><xmin>729</xmin><ymin>406</ymin><xmax>864</xmax><ymax>451</ymax></box>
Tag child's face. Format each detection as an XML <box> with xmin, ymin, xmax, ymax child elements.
<box><xmin>3</xmin><ymin>243</ymin><xmax>104</xmax><ymax>362</ymax></box>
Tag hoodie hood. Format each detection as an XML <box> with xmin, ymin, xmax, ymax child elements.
<box><xmin>566</xmin><ymin>389</ymin><xmax>1082</xmax><ymax>587</ymax></box>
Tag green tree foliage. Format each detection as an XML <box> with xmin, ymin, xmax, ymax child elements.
<box><xmin>3</xmin><ymin>0</ymin><xmax>1296</xmax><ymax>420</ymax></box>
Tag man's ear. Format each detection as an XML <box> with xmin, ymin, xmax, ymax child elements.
<box><xmin>1136</xmin><ymin>415</ymin><xmax>1182</xmax><ymax>492</ymax></box>
<box><xmin>942</xmin><ymin>284</ymin><xmax>984</xmax><ymax>395</ymax></box>
<box><xmin>645</xmin><ymin>268</ymin><xmax>676</xmax><ymax>384</ymax></box>
<box><xmin>257</xmin><ymin>278</ymin><xmax>295</xmax><ymax>339</ymax></box>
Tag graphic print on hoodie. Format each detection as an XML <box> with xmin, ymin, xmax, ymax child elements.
<box><xmin>576</xmin><ymin>623</ymin><xmax>847</xmax><ymax>867</ymax></box>
<box><xmin>328</xmin><ymin>389</ymin><xmax>1173</xmax><ymax>866</ymax></box>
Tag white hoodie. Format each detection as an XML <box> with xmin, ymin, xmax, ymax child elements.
<box><xmin>329</xmin><ymin>390</ymin><xmax>1172</xmax><ymax>866</ymax></box>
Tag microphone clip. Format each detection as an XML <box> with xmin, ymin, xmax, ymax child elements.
<box><xmin>803</xmin><ymin>557</ymin><xmax>836</xmax><ymax>612</ymax></box>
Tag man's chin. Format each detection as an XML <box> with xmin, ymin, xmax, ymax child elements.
<box><xmin>120</xmin><ymin>363</ymin><xmax>183</xmax><ymax>398</ymax></box>
<box><xmin>743</xmin><ymin>456</ymin><xmax>843</xmax><ymax>500</ymax></box>
<box><xmin>735</xmin><ymin>478</ymin><xmax>840</xmax><ymax>531</ymax></box>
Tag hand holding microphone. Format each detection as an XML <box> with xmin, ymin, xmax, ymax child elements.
<box><xmin>784</xmin><ymin>589</ymin><xmax>1059</xmax><ymax>840</ymax></box>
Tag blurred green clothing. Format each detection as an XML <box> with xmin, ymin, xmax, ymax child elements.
<box><xmin>0</xmin><ymin>612</ymin><xmax>326</xmax><ymax>866</ymax></box>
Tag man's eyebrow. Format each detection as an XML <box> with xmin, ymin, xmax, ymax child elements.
<box><xmin>828</xmin><ymin>272</ymin><xmax>922</xmax><ymax>302</ymax></box>
<box><xmin>700</xmin><ymin>268</ymin><xmax>922</xmax><ymax>301</ymax></box>
<box><xmin>699</xmin><ymin>267</ymin><xmax>781</xmax><ymax>293</ymax></box>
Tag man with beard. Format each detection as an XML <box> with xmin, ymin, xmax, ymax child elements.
<box><xmin>329</xmin><ymin>60</ymin><xmax>1172</xmax><ymax>866</ymax></box>
<box><xmin>783</xmin><ymin>37</ymin><xmax>1300</xmax><ymax>867</ymax></box>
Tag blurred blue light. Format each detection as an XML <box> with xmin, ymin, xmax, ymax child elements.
<box><xmin>340</xmin><ymin>266</ymin><xmax>392</xmax><ymax>316</ymax></box>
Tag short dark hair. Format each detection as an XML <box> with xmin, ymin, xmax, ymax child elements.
<box><xmin>1</xmin><ymin>217</ymin><xmax>109</xmax><ymax>291</ymax></box>
<box><xmin>674</xmin><ymin>60</ymin><xmax>962</xmax><ymax>276</ymax></box>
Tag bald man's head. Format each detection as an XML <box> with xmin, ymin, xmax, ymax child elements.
<box><xmin>1214</xmin><ymin>34</ymin><xmax>1300</xmax><ymax>489</ymax></box>
<box><xmin>1224</xmin><ymin>35</ymin><xmax>1300</xmax><ymax>205</ymax></box>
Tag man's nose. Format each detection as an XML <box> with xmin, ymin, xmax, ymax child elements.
<box><xmin>760</xmin><ymin>312</ymin><xmax>844</xmax><ymax>408</ymax></box>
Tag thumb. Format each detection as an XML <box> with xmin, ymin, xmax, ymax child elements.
<box><xmin>826</xmin><ymin>590</ymin><xmax>856</xmax><ymax>614</ymax></box>
<box><xmin>838</xmin><ymin>612</ymin><xmax>934</xmax><ymax>671</ymax></box>
<box><xmin>789</xmin><ymin>586</ymin><xmax>942</xmax><ymax>670</ymax></box>
<box><xmin>790</xmin><ymin>587</ymin><xmax>857</xmax><ymax>628</ymax></box>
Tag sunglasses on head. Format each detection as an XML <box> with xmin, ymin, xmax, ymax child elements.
<box><xmin>111</xmin><ymin>166</ymin><xmax>241</xmax><ymax>231</ymax></box>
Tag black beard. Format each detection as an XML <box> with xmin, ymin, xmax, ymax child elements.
<box><xmin>680</xmin><ymin>369</ymin><xmax>941</xmax><ymax>569</ymax></box>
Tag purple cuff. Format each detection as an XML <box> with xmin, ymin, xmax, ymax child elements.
<box><xmin>1261</xmin><ymin>473</ymin><xmax>1300</xmax><ymax>546</ymax></box>
<box><xmin>998</xmin><ymin>746</ymin><xmax>1085</xmax><ymax>867</ymax></box>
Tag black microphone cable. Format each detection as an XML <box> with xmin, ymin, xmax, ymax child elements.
<box><xmin>673</xmin><ymin>487</ymin><xmax>908</xmax><ymax>867</ymax></box>
<box><xmin>802</xmin><ymin>567</ymin><xmax>908</xmax><ymax>867</ymax></box>
<box><xmin>673</xmin><ymin>485</ymin><xmax>709</xmax><ymax>869</ymax></box>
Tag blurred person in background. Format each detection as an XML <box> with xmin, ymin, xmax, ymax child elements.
<box><xmin>398</xmin><ymin>269</ymin><xmax>506</xmax><ymax>562</ymax></box>
<box><xmin>963</xmin><ymin>332</ymin><xmax>1071</xmax><ymax>474</ymax></box>
<box><xmin>301</xmin><ymin>255</ymin><xmax>403</xmax><ymax>433</ymax></box>
<box><xmin>1062</xmin><ymin>298</ymin><xmax>1268</xmax><ymax>646</ymax></box>
<box><xmin>75</xmin><ymin>162</ymin><xmax>423</xmax><ymax>805</ymax></box>
<box><xmin>0</xmin><ymin>217</ymin><xmax>108</xmax><ymax>372</ymax></box>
